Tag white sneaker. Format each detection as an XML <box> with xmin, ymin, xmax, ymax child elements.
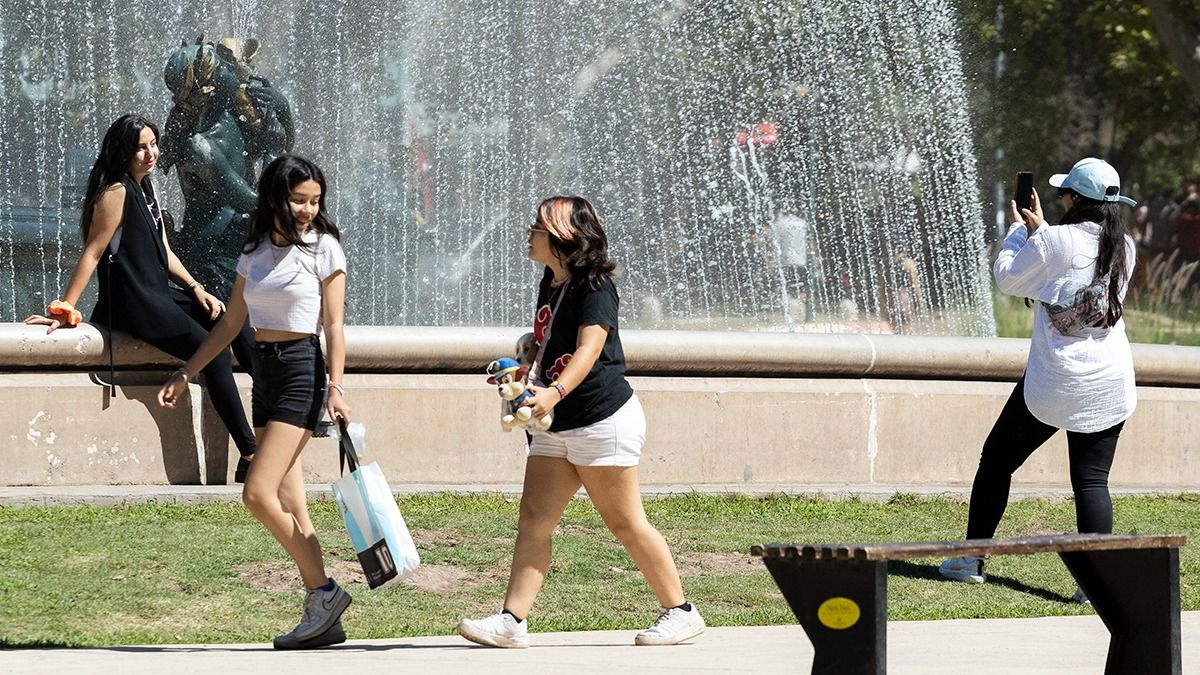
<box><xmin>635</xmin><ymin>604</ymin><xmax>706</xmax><ymax>646</ymax></box>
<box><xmin>278</xmin><ymin>579</ymin><xmax>352</xmax><ymax>644</ymax></box>
<box><xmin>457</xmin><ymin>612</ymin><xmax>529</xmax><ymax>649</ymax></box>
<box><xmin>938</xmin><ymin>555</ymin><xmax>986</xmax><ymax>583</ymax></box>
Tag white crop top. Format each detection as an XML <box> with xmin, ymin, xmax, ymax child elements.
<box><xmin>236</xmin><ymin>231</ymin><xmax>346</xmax><ymax>334</ymax></box>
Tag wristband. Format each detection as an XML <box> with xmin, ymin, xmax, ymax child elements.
<box><xmin>47</xmin><ymin>300</ymin><xmax>82</xmax><ymax>327</ymax></box>
<box><xmin>551</xmin><ymin>380</ymin><xmax>567</xmax><ymax>399</ymax></box>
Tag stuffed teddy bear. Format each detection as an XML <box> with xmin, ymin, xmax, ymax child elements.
<box><xmin>486</xmin><ymin>356</ymin><xmax>552</xmax><ymax>432</ymax></box>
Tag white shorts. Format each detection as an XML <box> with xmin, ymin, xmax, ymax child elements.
<box><xmin>528</xmin><ymin>395</ymin><xmax>646</xmax><ymax>467</ymax></box>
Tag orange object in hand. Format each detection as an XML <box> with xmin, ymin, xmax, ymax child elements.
<box><xmin>47</xmin><ymin>300</ymin><xmax>82</xmax><ymax>327</ymax></box>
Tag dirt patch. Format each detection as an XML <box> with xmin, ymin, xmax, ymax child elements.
<box><xmin>66</xmin><ymin>553</ymin><xmax>108</xmax><ymax>569</ymax></box>
<box><xmin>1024</xmin><ymin>526</ymin><xmax>1067</xmax><ymax>537</ymax></box>
<box><xmin>236</xmin><ymin>560</ymin><xmax>506</xmax><ymax>593</ymax></box>
<box><xmin>674</xmin><ymin>551</ymin><xmax>761</xmax><ymax>578</ymax></box>
<box><xmin>410</xmin><ymin>528</ymin><xmax>464</xmax><ymax>548</ymax></box>
<box><xmin>599</xmin><ymin>552</ymin><xmax>758</xmax><ymax>578</ymax></box>
<box><xmin>398</xmin><ymin>563</ymin><xmax>508</xmax><ymax>592</ymax></box>
<box><xmin>555</xmin><ymin>524</ymin><xmax>594</xmax><ymax>536</ymax></box>
<box><xmin>399</xmin><ymin>564</ymin><xmax>474</xmax><ymax>592</ymax></box>
<box><xmin>236</xmin><ymin>559</ymin><xmax>367</xmax><ymax>592</ymax></box>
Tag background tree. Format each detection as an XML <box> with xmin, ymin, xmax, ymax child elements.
<box><xmin>961</xmin><ymin>0</ymin><xmax>1200</xmax><ymax>225</ymax></box>
<box><xmin>1145</xmin><ymin>0</ymin><xmax>1200</xmax><ymax>99</ymax></box>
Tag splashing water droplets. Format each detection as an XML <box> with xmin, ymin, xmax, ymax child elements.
<box><xmin>0</xmin><ymin>0</ymin><xmax>992</xmax><ymax>335</ymax></box>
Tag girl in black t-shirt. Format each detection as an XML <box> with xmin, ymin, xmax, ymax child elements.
<box><xmin>458</xmin><ymin>196</ymin><xmax>705</xmax><ymax>648</ymax></box>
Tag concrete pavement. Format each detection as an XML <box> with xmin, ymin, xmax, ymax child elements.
<box><xmin>4</xmin><ymin>613</ymin><xmax>1197</xmax><ymax>674</ymax></box>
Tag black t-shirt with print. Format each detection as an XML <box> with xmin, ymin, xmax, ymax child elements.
<box><xmin>532</xmin><ymin>268</ymin><xmax>633</xmax><ymax>431</ymax></box>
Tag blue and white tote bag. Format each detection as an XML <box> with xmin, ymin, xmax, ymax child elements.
<box><xmin>331</xmin><ymin>422</ymin><xmax>420</xmax><ymax>588</ymax></box>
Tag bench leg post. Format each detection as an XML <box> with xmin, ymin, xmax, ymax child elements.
<box><xmin>761</xmin><ymin>558</ymin><xmax>887</xmax><ymax>675</ymax></box>
<box><xmin>1058</xmin><ymin>548</ymin><xmax>1181</xmax><ymax>675</ymax></box>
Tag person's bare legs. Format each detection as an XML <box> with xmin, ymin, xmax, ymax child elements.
<box><xmin>501</xmin><ymin>456</ymin><xmax>583</xmax><ymax>617</ymax></box>
<box><xmin>276</xmin><ymin>440</ymin><xmax>324</xmax><ymax>577</ymax></box>
<box><xmin>242</xmin><ymin>422</ymin><xmax>326</xmax><ymax>588</ymax></box>
<box><xmin>576</xmin><ymin>465</ymin><xmax>684</xmax><ymax>608</ymax></box>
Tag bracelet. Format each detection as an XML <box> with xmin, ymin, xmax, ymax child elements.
<box><xmin>551</xmin><ymin>380</ymin><xmax>567</xmax><ymax>399</ymax></box>
<box><xmin>173</xmin><ymin>368</ymin><xmax>190</xmax><ymax>382</ymax></box>
<box><xmin>187</xmin><ymin>281</ymin><xmax>204</xmax><ymax>292</ymax></box>
<box><xmin>328</xmin><ymin>381</ymin><xmax>345</xmax><ymax>395</ymax></box>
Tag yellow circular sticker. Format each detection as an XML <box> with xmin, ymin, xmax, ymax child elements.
<box><xmin>817</xmin><ymin>597</ymin><xmax>861</xmax><ymax>629</ymax></box>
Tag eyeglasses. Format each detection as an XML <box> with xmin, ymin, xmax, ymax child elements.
<box><xmin>1057</xmin><ymin>188</ymin><xmax>1073</xmax><ymax>198</ymax></box>
<box><xmin>527</xmin><ymin>225</ymin><xmax>548</xmax><ymax>235</ymax></box>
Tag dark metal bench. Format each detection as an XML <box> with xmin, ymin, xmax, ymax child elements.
<box><xmin>751</xmin><ymin>533</ymin><xmax>1186</xmax><ymax>675</ymax></box>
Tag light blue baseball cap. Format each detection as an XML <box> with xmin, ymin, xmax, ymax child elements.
<box><xmin>1048</xmin><ymin>157</ymin><xmax>1137</xmax><ymax>207</ymax></box>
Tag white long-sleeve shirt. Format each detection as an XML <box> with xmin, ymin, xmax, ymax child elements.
<box><xmin>994</xmin><ymin>221</ymin><xmax>1136</xmax><ymax>432</ymax></box>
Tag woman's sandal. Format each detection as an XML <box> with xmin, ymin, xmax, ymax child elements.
<box><xmin>235</xmin><ymin>455</ymin><xmax>253</xmax><ymax>483</ymax></box>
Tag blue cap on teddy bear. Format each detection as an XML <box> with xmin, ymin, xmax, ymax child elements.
<box><xmin>486</xmin><ymin>357</ymin><xmax>523</xmax><ymax>384</ymax></box>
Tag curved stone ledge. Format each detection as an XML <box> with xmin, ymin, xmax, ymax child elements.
<box><xmin>3</xmin><ymin>327</ymin><xmax>1197</xmax><ymax>489</ymax></box>
<box><xmin>1</xmin><ymin>322</ymin><xmax>1197</xmax><ymax>385</ymax></box>
<box><xmin>3</xmin><ymin>373</ymin><xmax>1197</xmax><ymax>488</ymax></box>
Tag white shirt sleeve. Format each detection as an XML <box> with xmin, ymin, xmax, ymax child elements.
<box><xmin>316</xmin><ymin>235</ymin><xmax>347</xmax><ymax>281</ymax></box>
<box><xmin>235</xmin><ymin>251</ymin><xmax>251</xmax><ymax>279</ymax></box>
<box><xmin>993</xmin><ymin>223</ymin><xmax>1051</xmax><ymax>298</ymax></box>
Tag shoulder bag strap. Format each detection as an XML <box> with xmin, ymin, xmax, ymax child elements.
<box><xmin>338</xmin><ymin>419</ymin><xmax>360</xmax><ymax>476</ymax></box>
<box><xmin>105</xmin><ymin>252</ymin><xmax>116</xmax><ymax>396</ymax></box>
<box><xmin>525</xmin><ymin>282</ymin><xmax>569</xmax><ymax>387</ymax></box>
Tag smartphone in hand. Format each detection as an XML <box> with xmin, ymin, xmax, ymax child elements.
<box><xmin>1015</xmin><ymin>172</ymin><xmax>1034</xmax><ymax>212</ymax></box>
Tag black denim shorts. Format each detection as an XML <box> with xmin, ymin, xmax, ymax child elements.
<box><xmin>251</xmin><ymin>335</ymin><xmax>326</xmax><ymax>431</ymax></box>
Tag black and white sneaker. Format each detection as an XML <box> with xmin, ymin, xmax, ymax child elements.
<box><xmin>1071</xmin><ymin>586</ymin><xmax>1091</xmax><ymax>604</ymax></box>
<box><xmin>273</xmin><ymin>619</ymin><xmax>346</xmax><ymax>650</ymax></box>
<box><xmin>456</xmin><ymin>612</ymin><xmax>529</xmax><ymax>649</ymax></box>
<box><xmin>635</xmin><ymin>605</ymin><xmax>706</xmax><ymax>646</ymax></box>
<box><xmin>274</xmin><ymin>579</ymin><xmax>352</xmax><ymax>646</ymax></box>
<box><xmin>938</xmin><ymin>555</ymin><xmax>985</xmax><ymax>583</ymax></box>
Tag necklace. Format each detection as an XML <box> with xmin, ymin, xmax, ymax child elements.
<box><xmin>269</xmin><ymin>227</ymin><xmax>302</xmax><ymax>263</ymax></box>
<box><xmin>143</xmin><ymin>190</ymin><xmax>162</xmax><ymax>230</ymax></box>
<box><xmin>270</xmin><ymin>240</ymin><xmax>290</xmax><ymax>264</ymax></box>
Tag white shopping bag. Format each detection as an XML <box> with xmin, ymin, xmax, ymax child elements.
<box><xmin>331</xmin><ymin>421</ymin><xmax>420</xmax><ymax>588</ymax></box>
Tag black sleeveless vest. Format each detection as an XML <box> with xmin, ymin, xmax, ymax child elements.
<box><xmin>91</xmin><ymin>177</ymin><xmax>193</xmax><ymax>339</ymax></box>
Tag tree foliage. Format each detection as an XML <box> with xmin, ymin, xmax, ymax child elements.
<box><xmin>960</xmin><ymin>0</ymin><xmax>1200</xmax><ymax>209</ymax></box>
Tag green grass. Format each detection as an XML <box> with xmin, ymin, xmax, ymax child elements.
<box><xmin>0</xmin><ymin>493</ymin><xmax>1196</xmax><ymax>647</ymax></box>
<box><xmin>992</xmin><ymin>292</ymin><xmax>1036</xmax><ymax>339</ymax></box>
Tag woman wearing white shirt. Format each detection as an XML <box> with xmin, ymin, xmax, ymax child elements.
<box><xmin>940</xmin><ymin>158</ymin><xmax>1137</xmax><ymax>588</ymax></box>
<box><xmin>158</xmin><ymin>155</ymin><xmax>352</xmax><ymax>648</ymax></box>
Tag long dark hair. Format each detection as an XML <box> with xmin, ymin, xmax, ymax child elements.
<box><xmin>80</xmin><ymin>114</ymin><xmax>159</xmax><ymax>241</ymax></box>
<box><xmin>537</xmin><ymin>196</ymin><xmax>616</xmax><ymax>290</ymax></box>
<box><xmin>243</xmin><ymin>155</ymin><xmax>340</xmax><ymax>253</ymax></box>
<box><xmin>1059</xmin><ymin>188</ymin><xmax>1130</xmax><ymax>326</ymax></box>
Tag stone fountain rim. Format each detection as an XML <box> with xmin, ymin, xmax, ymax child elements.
<box><xmin>0</xmin><ymin>323</ymin><xmax>1196</xmax><ymax>386</ymax></box>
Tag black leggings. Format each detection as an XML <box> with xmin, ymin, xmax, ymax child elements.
<box><xmin>141</xmin><ymin>305</ymin><xmax>257</xmax><ymax>458</ymax></box>
<box><xmin>965</xmin><ymin>377</ymin><xmax>1124</xmax><ymax>540</ymax></box>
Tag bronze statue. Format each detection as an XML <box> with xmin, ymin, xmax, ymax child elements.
<box><xmin>160</xmin><ymin>37</ymin><xmax>295</xmax><ymax>298</ymax></box>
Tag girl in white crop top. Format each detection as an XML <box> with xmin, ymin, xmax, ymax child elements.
<box><xmin>158</xmin><ymin>155</ymin><xmax>352</xmax><ymax>648</ymax></box>
<box><xmin>237</xmin><ymin>228</ymin><xmax>345</xmax><ymax>334</ymax></box>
